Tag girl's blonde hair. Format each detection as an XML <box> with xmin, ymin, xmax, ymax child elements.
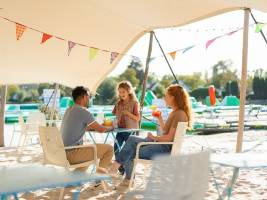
<box><xmin>166</xmin><ymin>84</ymin><xmax>193</xmax><ymax>128</ymax></box>
<box><xmin>117</xmin><ymin>81</ymin><xmax>138</xmax><ymax>102</ymax></box>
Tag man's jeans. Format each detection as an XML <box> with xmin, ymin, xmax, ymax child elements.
<box><xmin>115</xmin><ymin>135</ymin><xmax>171</xmax><ymax>179</ymax></box>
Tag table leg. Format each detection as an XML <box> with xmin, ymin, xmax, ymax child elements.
<box><xmin>111</xmin><ymin>132</ymin><xmax>122</xmax><ymax>152</ymax></box>
<box><xmin>103</xmin><ymin>132</ymin><xmax>110</xmax><ymax>144</ymax></box>
<box><xmin>220</xmin><ymin>167</ymin><xmax>239</xmax><ymax>200</ymax></box>
<box><xmin>88</xmin><ymin>132</ymin><xmax>96</xmax><ymax>144</ymax></box>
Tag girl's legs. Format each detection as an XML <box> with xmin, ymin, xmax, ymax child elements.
<box><xmin>115</xmin><ymin>132</ymin><xmax>131</xmax><ymax>175</ymax></box>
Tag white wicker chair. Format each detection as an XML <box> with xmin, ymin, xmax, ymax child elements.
<box><xmin>127</xmin><ymin>151</ymin><xmax>210</xmax><ymax>200</ymax></box>
<box><xmin>129</xmin><ymin>122</ymin><xmax>188</xmax><ymax>187</ymax></box>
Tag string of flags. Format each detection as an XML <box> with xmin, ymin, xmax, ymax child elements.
<box><xmin>1</xmin><ymin>15</ymin><xmax>266</xmax><ymax>64</ymax></box>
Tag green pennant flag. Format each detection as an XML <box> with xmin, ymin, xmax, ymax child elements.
<box><xmin>89</xmin><ymin>48</ymin><xmax>99</xmax><ymax>61</ymax></box>
<box><xmin>255</xmin><ymin>23</ymin><xmax>265</xmax><ymax>33</ymax></box>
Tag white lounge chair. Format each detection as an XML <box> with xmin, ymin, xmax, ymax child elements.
<box><xmin>129</xmin><ymin>122</ymin><xmax>188</xmax><ymax>187</ymax></box>
<box><xmin>10</xmin><ymin>112</ymin><xmax>46</xmax><ymax>146</ymax></box>
<box><xmin>127</xmin><ymin>151</ymin><xmax>210</xmax><ymax>200</ymax></box>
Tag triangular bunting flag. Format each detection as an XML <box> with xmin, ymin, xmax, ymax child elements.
<box><xmin>182</xmin><ymin>45</ymin><xmax>195</xmax><ymax>53</ymax></box>
<box><xmin>149</xmin><ymin>57</ymin><xmax>156</xmax><ymax>62</ymax></box>
<box><xmin>15</xmin><ymin>23</ymin><xmax>26</xmax><ymax>40</ymax></box>
<box><xmin>110</xmin><ymin>52</ymin><xmax>119</xmax><ymax>64</ymax></box>
<box><xmin>68</xmin><ymin>41</ymin><xmax>76</xmax><ymax>56</ymax></box>
<box><xmin>226</xmin><ymin>29</ymin><xmax>239</xmax><ymax>36</ymax></box>
<box><xmin>206</xmin><ymin>36</ymin><xmax>220</xmax><ymax>50</ymax></box>
<box><xmin>89</xmin><ymin>48</ymin><xmax>99</xmax><ymax>61</ymax></box>
<box><xmin>169</xmin><ymin>51</ymin><xmax>177</xmax><ymax>60</ymax></box>
<box><xmin>255</xmin><ymin>23</ymin><xmax>266</xmax><ymax>33</ymax></box>
<box><xmin>41</xmin><ymin>33</ymin><xmax>52</xmax><ymax>44</ymax></box>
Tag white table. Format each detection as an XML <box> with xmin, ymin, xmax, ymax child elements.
<box><xmin>210</xmin><ymin>153</ymin><xmax>267</xmax><ymax>200</ymax></box>
<box><xmin>0</xmin><ymin>164</ymin><xmax>111</xmax><ymax>200</ymax></box>
<box><xmin>87</xmin><ymin>128</ymin><xmax>140</xmax><ymax>151</ymax></box>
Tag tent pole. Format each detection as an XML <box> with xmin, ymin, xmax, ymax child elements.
<box><xmin>0</xmin><ymin>85</ymin><xmax>7</xmax><ymax>147</ymax></box>
<box><xmin>153</xmin><ymin>32</ymin><xmax>178</xmax><ymax>84</ymax></box>
<box><xmin>139</xmin><ymin>31</ymin><xmax>154</xmax><ymax>129</ymax></box>
<box><xmin>236</xmin><ymin>8</ymin><xmax>250</xmax><ymax>153</ymax></box>
<box><xmin>50</xmin><ymin>84</ymin><xmax>59</xmax><ymax>125</ymax></box>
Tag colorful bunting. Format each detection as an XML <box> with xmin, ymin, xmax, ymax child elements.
<box><xmin>255</xmin><ymin>23</ymin><xmax>266</xmax><ymax>33</ymax></box>
<box><xmin>169</xmin><ymin>51</ymin><xmax>177</xmax><ymax>60</ymax></box>
<box><xmin>226</xmin><ymin>29</ymin><xmax>239</xmax><ymax>36</ymax></box>
<box><xmin>15</xmin><ymin>23</ymin><xmax>26</xmax><ymax>40</ymax></box>
<box><xmin>89</xmin><ymin>48</ymin><xmax>99</xmax><ymax>61</ymax></box>
<box><xmin>41</xmin><ymin>33</ymin><xmax>52</xmax><ymax>44</ymax></box>
<box><xmin>1</xmin><ymin>16</ymin><xmax>252</xmax><ymax>63</ymax></box>
<box><xmin>206</xmin><ymin>36</ymin><xmax>221</xmax><ymax>50</ymax></box>
<box><xmin>68</xmin><ymin>41</ymin><xmax>76</xmax><ymax>56</ymax></box>
<box><xmin>149</xmin><ymin>57</ymin><xmax>156</xmax><ymax>62</ymax></box>
<box><xmin>110</xmin><ymin>52</ymin><xmax>119</xmax><ymax>64</ymax></box>
<box><xmin>182</xmin><ymin>45</ymin><xmax>195</xmax><ymax>53</ymax></box>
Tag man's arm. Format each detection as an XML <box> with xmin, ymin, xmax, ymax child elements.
<box><xmin>86</xmin><ymin>121</ymin><xmax>113</xmax><ymax>133</ymax></box>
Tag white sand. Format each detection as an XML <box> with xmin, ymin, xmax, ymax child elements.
<box><xmin>1</xmin><ymin>124</ymin><xmax>267</xmax><ymax>199</ymax></box>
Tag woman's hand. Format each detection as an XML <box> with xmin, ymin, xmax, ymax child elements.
<box><xmin>147</xmin><ymin>132</ymin><xmax>155</xmax><ymax>141</ymax></box>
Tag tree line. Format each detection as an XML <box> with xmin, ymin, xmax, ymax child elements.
<box><xmin>5</xmin><ymin>58</ymin><xmax>267</xmax><ymax>105</ymax></box>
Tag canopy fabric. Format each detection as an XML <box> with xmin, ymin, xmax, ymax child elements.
<box><xmin>0</xmin><ymin>0</ymin><xmax>267</xmax><ymax>91</ymax></box>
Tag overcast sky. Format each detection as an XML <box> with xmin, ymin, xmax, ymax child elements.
<box><xmin>110</xmin><ymin>10</ymin><xmax>267</xmax><ymax>79</ymax></box>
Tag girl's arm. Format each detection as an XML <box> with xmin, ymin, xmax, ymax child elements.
<box><xmin>123</xmin><ymin>110</ymin><xmax>140</xmax><ymax>122</ymax></box>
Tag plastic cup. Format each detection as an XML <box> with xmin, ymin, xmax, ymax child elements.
<box><xmin>103</xmin><ymin>118</ymin><xmax>113</xmax><ymax>126</ymax></box>
<box><xmin>152</xmin><ymin>110</ymin><xmax>161</xmax><ymax>117</ymax></box>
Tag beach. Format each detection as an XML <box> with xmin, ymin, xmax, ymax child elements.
<box><xmin>1</xmin><ymin>124</ymin><xmax>267</xmax><ymax>199</ymax></box>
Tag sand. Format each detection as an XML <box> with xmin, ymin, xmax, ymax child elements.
<box><xmin>1</xmin><ymin>125</ymin><xmax>267</xmax><ymax>199</ymax></box>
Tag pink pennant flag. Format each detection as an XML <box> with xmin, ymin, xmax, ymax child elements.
<box><xmin>206</xmin><ymin>36</ymin><xmax>221</xmax><ymax>50</ymax></box>
<box><xmin>226</xmin><ymin>29</ymin><xmax>239</xmax><ymax>36</ymax></box>
<box><xmin>110</xmin><ymin>52</ymin><xmax>119</xmax><ymax>64</ymax></box>
<box><xmin>15</xmin><ymin>23</ymin><xmax>26</xmax><ymax>40</ymax></box>
<box><xmin>169</xmin><ymin>51</ymin><xmax>177</xmax><ymax>60</ymax></box>
<box><xmin>41</xmin><ymin>33</ymin><xmax>52</xmax><ymax>44</ymax></box>
<box><xmin>68</xmin><ymin>41</ymin><xmax>76</xmax><ymax>56</ymax></box>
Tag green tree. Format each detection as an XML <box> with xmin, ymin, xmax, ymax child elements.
<box><xmin>7</xmin><ymin>85</ymin><xmax>20</xmax><ymax>102</ymax></box>
<box><xmin>225</xmin><ymin>81</ymin><xmax>239</xmax><ymax>97</ymax></box>
<box><xmin>160</xmin><ymin>75</ymin><xmax>173</xmax><ymax>88</ymax></box>
<box><xmin>127</xmin><ymin>58</ymin><xmax>144</xmax><ymax>82</ymax></box>
<box><xmin>94</xmin><ymin>77</ymin><xmax>117</xmax><ymax>105</ymax></box>
<box><xmin>178</xmin><ymin>72</ymin><xmax>205</xmax><ymax>91</ymax></box>
<box><xmin>211</xmin><ymin>60</ymin><xmax>238</xmax><ymax>89</ymax></box>
<box><xmin>118</xmin><ymin>68</ymin><xmax>139</xmax><ymax>88</ymax></box>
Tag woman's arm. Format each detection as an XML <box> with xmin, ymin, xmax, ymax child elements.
<box><xmin>157</xmin><ymin>115</ymin><xmax>165</xmax><ymax>131</ymax></box>
<box><xmin>147</xmin><ymin>127</ymin><xmax>176</xmax><ymax>142</ymax></box>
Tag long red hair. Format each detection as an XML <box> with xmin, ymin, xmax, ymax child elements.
<box><xmin>166</xmin><ymin>84</ymin><xmax>192</xmax><ymax>128</ymax></box>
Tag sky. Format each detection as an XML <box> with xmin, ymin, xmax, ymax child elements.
<box><xmin>109</xmin><ymin>10</ymin><xmax>267</xmax><ymax>79</ymax></box>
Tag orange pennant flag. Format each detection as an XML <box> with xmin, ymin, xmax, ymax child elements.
<box><xmin>41</xmin><ymin>33</ymin><xmax>52</xmax><ymax>44</ymax></box>
<box><xmin>15</xmin><ymin>23</ymin><xmax>26</xmax><ymax>40</ymax></box>
<box><xmin>169</xmin><ymin>51</ymin><xmax>177</xmax><ymax>60</ymax></box>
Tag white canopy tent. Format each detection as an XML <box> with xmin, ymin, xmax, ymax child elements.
<box><xmin>0</xmin><ymin>0</ymin><xmax>267</xmax><ymax>148</ymax></box>
<box><xmin>0</xmin><ymin>0</ymin><xmax>266</xmax><ymax>90</ymax></box>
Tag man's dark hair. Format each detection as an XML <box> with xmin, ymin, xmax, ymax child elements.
<box><xmin>72</xmin><ymin>86</ymin><xmax>89</xmax><ymax>102</ymax></box>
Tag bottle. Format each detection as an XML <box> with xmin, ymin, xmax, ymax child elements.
<box><xmin>113</xmin><ymin>118</ymin><xmax>118</xmax><ymax>129</ymax></box>
<box><xmin>96</xmin><ymin>112</ymin><xmax>104</xmax><ymax>124</ymax></box>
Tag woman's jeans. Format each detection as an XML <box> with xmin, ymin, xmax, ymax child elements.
<box><xmin>115</xmin><ymin>135</ymin><xmax>171</xmax><ymax>179</ymax></box>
